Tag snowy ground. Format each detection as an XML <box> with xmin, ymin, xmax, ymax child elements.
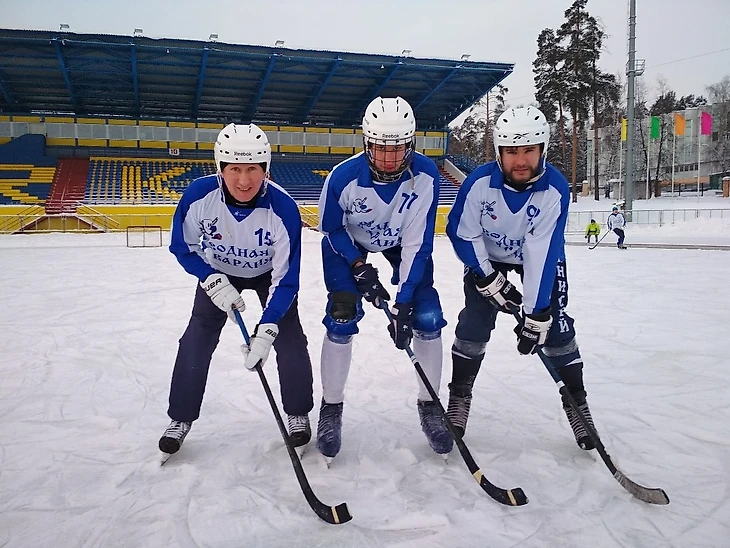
<box><xmin>1</xmin><ymin>226</ymin><xmax>729</xmax><ymax>548</ymax></box>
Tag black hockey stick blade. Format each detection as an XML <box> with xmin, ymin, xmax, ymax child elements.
<box><xmin>510</xmin><ymin>308</ymin><xmax>669</xmax><ymax>504</ymax></box>
<box><xmin>255</xmin><ymin>364</ymin><xmax>353</xmax><ymax>523</ymax></box>
<box><xmin>548</xmin><ymin>361</ymin><xmax>668</xmax><ymax>504</ymax></box>
<box><xmin>233</xmin><ymin>312</ymin><xmax>352</xmax><ymax>523</ymax></box>
<box><xmin>381</xmin><ymin>305</ymin><xmax>528</xmax><ymax>506</ymax></box>
<box><xmin>558</xmin><ymin>385</ymin><xmax>669</xmax><ymax>505</ymax></box>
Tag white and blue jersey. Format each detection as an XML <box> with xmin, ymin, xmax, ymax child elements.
<box><xmin>607</xmin><ymin>212</ymin><xmax>626</xmax><ymax>230</ymax></box>
<box><xmin>446</xmin><ymin>162</ymin><xmax>570</xmax><ymax>314</ymax></box>
<box><xmin>169</xmin><ymin>175</ymin><xmax>302</xmax><ymax>324</ymax></box>
<box><xmin>318</xmin><ymin>152</ymin><xmax>439</xmax><ymax>304</ymax></box>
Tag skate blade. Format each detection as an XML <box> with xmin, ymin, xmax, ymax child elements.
<box><xmin>295</xmin><ymin>445</ymin><xmax>307</xmax><ymax>460</ymax></box>
<box><xmin>321</xmin><ymin>454</ymin><xmax>334</xmax><ymax>468</ymax></box>
<box><xmin>160</xmin><ymin>452</ymin><xmax>173</xmax><ymax>466</ymax></box>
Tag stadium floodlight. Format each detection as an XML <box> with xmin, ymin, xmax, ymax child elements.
<box><xmin>59</xmin><ymin>24</ymin><xmax>70</xmax><ymax>32</ymax></box>
<box><xmin>275</xmin><ymin>40</ymin><xmax>285</xmax><ymax>47</ymax></box>
<box><xmin>401</xmin><ymin>49</ymin><xmax>412</xmax><ymax>57</ymax></box>
<box><xmin>209</xmin><ymin>33</ymin><xmax>218</xmax><ymax>41</ymax></box>
<box><xmin>133</xmin><ymin>28</ymin><xmax>144</xmax><ymax>37</ymax></box>
<box><xmin>460</xmin><ymin>54</ymin><xmax>471</xmax><ymax>61</ymax></box>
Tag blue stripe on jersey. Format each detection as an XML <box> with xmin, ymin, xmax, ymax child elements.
<box><xmin>533</xmin><ymin>173</ymin><xmax>570</xmax><ymax>312</ymax></box>
<box><xmin>260</xmin><ymin>182</ymin><xmax>302</xmax><ymax>324</ymax></box>
<box><xmin>169</xmin><ymin>175</ymin><xmax>219</xmax><ymax>280</ymax></box>
<box><xmin>397</xmin><ymin>154</ymin><xmax>440</xmax><ymax>303</ymax></box>
<box><xmin>319</xmin><ymin>155</ymin><xmax>363</xmax><ymax>265</ymax></box>
<box><xmin>446</xmin><ymin>168</ymin><xmax>487</xmax><ymax>277</ymax></box>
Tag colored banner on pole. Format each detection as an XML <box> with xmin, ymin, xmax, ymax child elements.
<box><xmin>701</xmin><ymin>112</ymin><xmax>713</xmax><ymax>135</ymax></box>
<box><xmin>621</xmin><ymin>118</ymin><xmax>627</xmax><ymax>141</ymax></box>
<box><xmin>650</xmin><ymin>116</ymin><xmax>661</xmax><ymax>139</ymax></box>
<box><xmin>674</xmin><ymin>113</ymin><xmax>686</xmax><ymax>136</ymax></box>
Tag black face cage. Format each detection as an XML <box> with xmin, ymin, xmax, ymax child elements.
<box><xmin>363</xmin><ymin>136</ymin><xmax>416</xmax><ymax>183</ymax></box>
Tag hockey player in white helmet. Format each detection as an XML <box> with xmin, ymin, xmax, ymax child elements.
<box><xmin>445</xmin><ymin>106</ymin><xmax>600</xmax><ymax>451</ymax></box>
<box><xmin>316</xmin><ymin>96</ymin><xmax>452</xmax><ymax>461</ymax></box>
<box><xmin>160</xmin><ymin>123</ymin><xmax>314</xmax><ymax>461</ymax></box>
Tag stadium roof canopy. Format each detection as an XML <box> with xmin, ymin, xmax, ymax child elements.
<box><xmin>0</xmin><ymin>28</ymin><xmax>513</xmax><ymax>130</ymax></box>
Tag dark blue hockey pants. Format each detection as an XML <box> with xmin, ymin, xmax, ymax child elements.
<box><xmin>167</xmin><ymin>272</ymin><xmax>314</xmax><ymax>422</ymax></box>
<box><xmin>452</xmin><ymin>261</ymin><xmax>586</xmax><ymax>403</ymax></box>
<box><xmin>613</xmin><ymin>228</ymin><xmax>625</xmax><ymax>246</ymax></box>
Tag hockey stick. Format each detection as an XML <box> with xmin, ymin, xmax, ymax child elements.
<box><xmin>381</xmin><ymin>304</ymin><xmax>528</xmax><ymax>507</ymax></box>
<box><xmin>233</xmin><ymin>310</ymin><xmax>352</xmax><ymax>524</ymax></box>
<box><xmin>589</xmin><ymin>231</ymin><xmax>610</xmax><ymax>250</ymax></box>
<box><xmin>509</xmin><ymin>308</ymin><xmax>670</xmax><ymax>505</ymax></box>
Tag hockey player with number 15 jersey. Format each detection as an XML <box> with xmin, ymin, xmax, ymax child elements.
<box><xmin>316</xmin><ymin>96</ymin><xmax>452</xmax><ymax>461</ymax></box>
<box><xmin>445</xmin><ymin>106</ymin><xmax>599</xmax><ymax>451</ymax></box>
<box><xmin>160</xmin><ymin>123</ymin><xmax>315</xmax><ymax>460</ymax></box>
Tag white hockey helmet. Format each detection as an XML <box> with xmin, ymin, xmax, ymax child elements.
<box><xmin>493</xmin><ymin>106</ymin><xmax>550</xmax><ymax>165</ymax></box>
<box><xmin>214</xmin><ymin>123</ymin><xmax>271</xmax><ymax>173</ymax></box>
<box><xmin>362</xmin><ymin>96</ymin><xmax>416</xmax><ymax>182</ymax></box>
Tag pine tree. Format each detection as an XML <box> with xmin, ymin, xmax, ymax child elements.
<box><xmin>557</xmin><ymin>0</ymin><xmax>596</xmax><ymax>202</ymax></box>
<box><xmin>533</xmin><ymin>28</ymin><xmax>568</xmax><ymax>170</ymax></box>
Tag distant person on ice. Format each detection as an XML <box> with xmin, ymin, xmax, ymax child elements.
<box><xmin>316</xmin><ymin>96</ymin><xmax>451</xmax><ymax>461</ymax></box>
<box><xmin>445</xmin><ymin>106</ymin><xmax>600</xmax><ymax>451</ymax></box>
<box><xmin>585</xmin><ymin>219</ymin><xmax>601</xmax><ymax>244</ymax></box>
<box><xmin>607</xmin><ymin>205</ymin><xmax>627</xmax><ymax>249</ymax></box>
<box><xmin>159</xmin><ymin>123</ymin><xmax>314</xmax><ymax>460</ymax></box>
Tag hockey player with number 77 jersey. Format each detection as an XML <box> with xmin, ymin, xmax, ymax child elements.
<box><xmin>316</xmin><ymin>96</ymin><xmax>451</xmax><ymax>461</ymax></box>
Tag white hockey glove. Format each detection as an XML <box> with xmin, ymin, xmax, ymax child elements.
<box><xmin>474</xmin><ymin>270</ymin><xmax>522</xmax><ymax>313</ymax></box>
<box><xmin>243</xmin><ymin>323</ymin><xmax>278</xmax><ymax>370</ymax></box>
<box><xmin>200</xmin><ymin>273</ymin><xmax>245</xmax><ymax>313</ymax></box>
<box><xmin>515</xmin><ymin>312</ymin><xmax>552</xmax><ymax>355</ymax></box>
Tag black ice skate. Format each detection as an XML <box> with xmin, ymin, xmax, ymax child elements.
<box><xmin>417</xmin><ymin>400</ymin><xmax>453</xmax><ymax>456</ymax></box>
<box><xmin>287</xmin><ymin>414</ymin><xmax>312</xmax><ymax>451</ymax></box>
<box><xmin>159</xmin><ymin>420</ymin><xmax>192</xmax><ymax>463</ymax></box>
<box><xmin>316</xmin><ymin>400</ymin><xmax>343</xmax><ymax>464</ymax></box>
<box><xmin>563</xmin><ymin>401</ymin><xmax>597</xmax><ymax>450</ymax></box>
<box><xmin>446</xmin><ymin>384</ymin><xmax>473</xmax><ymax>438</ymax></box>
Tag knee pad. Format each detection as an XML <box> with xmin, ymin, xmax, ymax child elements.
<box><xmin>542</xmin><ymin>338</ymin><xmax>579</xmax><ymax>357</ymax></box>
<box><xmin>412</xmin><ymin>309</ymin><xmax>447</xmax><ymax>334</ymax></box>
<box><xmin>451</xmin><ymin>337</ymin><xmax>486</xmax><ymax>359</ymax></box>
<box><xmin>328</xmin><ymin>291</ymin><xmax>358</xmax><ymax>322</ymax></box>
<box><xmin>414</xmin><ymin>329</ymin><xmax>441</xmax><ymax>341</ymax></box>
<box><xmin>323</xmin><ymin>291</ymin><xmax>361</xmax><ymax>337</ymax></box>
<box><xmin>326</xmin><ymin>331</ymin><xmax>353</xmax><ymax>345</ymax></box>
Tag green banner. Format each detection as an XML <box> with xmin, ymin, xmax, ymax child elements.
<box><xmin>650</xmin><ymin>116</ymin><xmax>661</xmax><ymax>139</ymax></box>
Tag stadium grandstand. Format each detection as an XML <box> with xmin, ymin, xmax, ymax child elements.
<box><xmin>0</xmin><ymin>28</ymin><xmax>512</xmax><ymax>234</ymax></box>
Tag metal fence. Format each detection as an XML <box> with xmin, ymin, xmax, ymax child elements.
<box><xmin>564</xmin><ymin>208</ymin><xmax>730</xmax><ymax>233</ymax></box>
<box><xmin>1</xmin><ymin>207</ymin><xmax>729</xmax><ymax>235</ymax></box>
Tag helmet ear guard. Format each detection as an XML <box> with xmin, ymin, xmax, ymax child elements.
<box><xmin>214</xmin><ymin>123</ymin><xmax>271</xmax><ymax>174</ymax></box>
<box><xmin>362</xmin><ymin>96</ymin><xmax>417</xmax><ymax>182</ymax></box>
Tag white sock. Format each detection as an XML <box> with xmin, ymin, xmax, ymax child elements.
<box><xmin>320</xmin><ymin>333</ymin><xmax>353</xmax><ymax>404</ymax></box>
<box><xmin>412</xmin><ymin>334</ymin><xmax>443</xmax><ymax>401</ymax></box>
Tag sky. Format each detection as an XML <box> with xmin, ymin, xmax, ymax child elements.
<box><xmin>1</xmin><ymin>197</ymin><xmax>729</xmax><ymax>546</ymax></box>
<box><xmin>2</xmin><ymin>0</ymin><xmax>730</xmax><ymax>120</ymax></box>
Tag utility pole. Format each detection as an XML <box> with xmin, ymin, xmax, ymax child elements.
<box><xmin>624</xmin><ymin>0</ymin><xmax>637</xmax><ymax>218</ymax></box>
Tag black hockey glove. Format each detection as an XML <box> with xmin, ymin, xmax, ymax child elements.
<box><xmin>352</xmin><ymin>260</ymin><xmax>391</xmax><ymax>306</ymax></box>
<box><xmin>387</xmin><ymin>302</ymin><xmax>413</xmax><ymax>350</ymax></box>
<box><xmin>514</xmin><ymin>311</ymin><xmax>552</xmax><ymax>355</ymax></box>
<box><xmin>474</xmin><ymin>270</ymin><xmax>522</xmax><ymax>313</ymax></box>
